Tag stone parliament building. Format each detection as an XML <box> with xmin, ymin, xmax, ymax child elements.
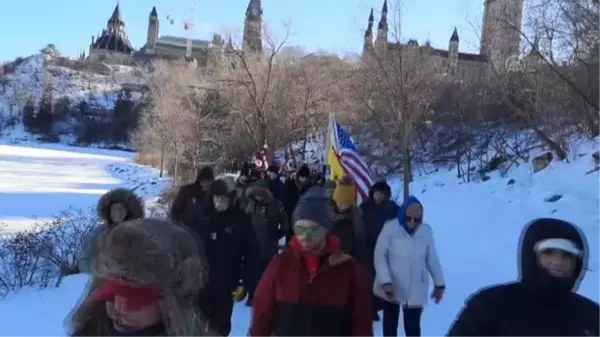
<box><xmin>82</xmin><ymin>0</ymin><xmax>263</xmax><ymax>67</ymax></box>
<box><xmin>361</xmin><ymin>0</ymin><xmax>525</xmax><ymax>78</ymax></box>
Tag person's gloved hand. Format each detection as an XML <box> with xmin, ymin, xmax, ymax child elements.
<box><xmin>232</xmin><ymin>284</ymin><xmax>247</xmax><ymax>302</ymax></box>
<box><xmin>431</xmin><ymin>285</ymin><xmax>445</xmax><ymax>304</ymax></box>
<box><xmin>381</xmin><ymin>283</ymin><xmax>396</xmax><ymax>301</ymax></box>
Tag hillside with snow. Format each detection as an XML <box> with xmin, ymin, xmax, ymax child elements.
<box><xmin>0</xmin><ymin>135</ymin><xmax>597</xmax><ymax>335</ymax></box>
<box><xmin>0</xmin><ymin>45</ymin><xmax>144</xmax><ymax>122</ymax></box>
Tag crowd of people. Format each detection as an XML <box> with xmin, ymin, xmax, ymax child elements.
<box><xmin>67</xmin><ymin>161</ymin><xmax>600</xmax><ymax>336</ymax></box>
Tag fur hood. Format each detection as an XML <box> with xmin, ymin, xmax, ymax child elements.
<box><xmin>96</xmin><ymin>188</ymin><xmax>144</xmax><ymax>224</ymax></box>
<box><xmin>245</xmin><ymin>181</ymin><xmax>274</xmax><ymax>204</ymax></box>
<box><xmin>66</xmin><ymin>219</ymin><xmax>208</xmax><ymax>336</ymax></box>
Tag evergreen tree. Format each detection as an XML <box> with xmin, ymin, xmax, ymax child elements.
<box><xmin>37</xmin><ymin>85</ymin><xmax>54</xmax><ymax>135</ymax></box>
<box><xmin>53</xmin><ymin>97</ymin><xmax>71</xmax><ymax>122</ymax></box>
<box><xmin>111</xmin><ymin>89</ymin><xmax>136</xmax><ymax>143</ymax></box>
<box><xmin>22</xmin><ymin>98</ymin><xmax>36</xmax><ymax>132</ymax></box>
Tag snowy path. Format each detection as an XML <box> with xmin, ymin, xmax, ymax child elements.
<box><xmin>0</xmin><ymin>141</ymin><xmax>598</xmax><ymax>335</ymax></box>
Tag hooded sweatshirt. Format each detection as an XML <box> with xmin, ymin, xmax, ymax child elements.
<box><xmin>397</xmin><ymin>196</ymin><xmax>423</xmax><ymax>235</ymax></box>
<box><xmin>361</xmin><ymin>181</ymin><xmax>398</xmax><ymax>250</ymax></box>
<box><xmin>447</xmin><ymin>218</ymin><xmax>600</xmax><ymax>336</ymax></box>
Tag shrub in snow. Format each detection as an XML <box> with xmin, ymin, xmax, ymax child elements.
<box><xmin>0</xmin><ymin>208</ymin><xmax>100</xmax><ymax>297</ymax></box>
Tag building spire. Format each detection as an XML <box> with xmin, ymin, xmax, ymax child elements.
<box><xmin>378</xmin><ymin>0</ymin><xmax>388</xmax><ymax>30</ymax></box>
<box><xmin>365</xmin><ymin>8</ymin><xmax>374</xmax><ymax>37</ymax></box>
<box><xmin>150</xmin><ymin>6</ymin><xmax>158</xmax><ymax>17</ymax></box>
<box><xmin>246</xmin><ymin>0</ymin><xmax>262</xmax><ymax>20</ymax></box>
<box><xmin>450</xmin><ymin>27</ymin><xmax>459</xmax><ymax>42</ymax></box>
<box><xmin>108</xmin><ymin>2</ymin><xmax>124</xmax><ymax>26</ymax></box>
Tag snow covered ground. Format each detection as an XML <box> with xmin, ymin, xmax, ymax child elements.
<box><xmin>0</xmin><ymin>139</ymin><xmax>598</xmax><ymax>335</ymax></box>
<box><xmin>0</xmin><ymin>141</ymin><xmax>168</xmax><ymax>233</ymax></box>
<box><xmin>0</xmin><ymin>51</ymin><xmax>142</xmax><ymax>120</ymax></box>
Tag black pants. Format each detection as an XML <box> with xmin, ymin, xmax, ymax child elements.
<box><xmin>382</xmin><ymin>301</ymin><xmax>423</xmax><ymax>337</ymax></box>
<box><xmin>198</xmin><ymin>294</ymin><xmax>234</xmax><ymax>336</ymax></box>
<box><xmin>247</xmin><ymin>258</ymin><xmax>271</xmax><ymax>302</ymax></box>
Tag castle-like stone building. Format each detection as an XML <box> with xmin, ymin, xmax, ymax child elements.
<box><xmin>84</xmin><ymin>0</ymin><xmax>263</xmax><ymax>66</ymax></box>
<box><xmin>362</xmin><ymin>0</ymin><xmax>524</xmax><ymax>77</ymax></box>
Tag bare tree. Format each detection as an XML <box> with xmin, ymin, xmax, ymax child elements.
<box><xmin>519</xmin><ymin>0</ymin><xmax>599</xmax><ymax>136</ymax></box>
<box><xmin>271</xmin><ymin>49</ymin><xmax>352</xmax><ymax>163</ymax></box>
<box><xmin>214</xmin><ymin>25</ymin><xmax>291</xmax><ymax>154</ymax></box>
<box><xmin>134</xmin><ymin>60</ymin><xmax>226</xmax><ymax>182</ymax></box>
<box><xmin>349</xmin><ymin>1</ymin><xmax>440</xmax><ymax>198</ymax></box>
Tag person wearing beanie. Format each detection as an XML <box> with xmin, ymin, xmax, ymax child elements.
<box><xmin>282</xmin><ymin>164</ymin><xmax>314</xmax><ymax>243</ymax></box>
<box><xmin>170</xmin><ymin>166</ymin><xmax>214</xmax><ymax>227</ymax></box>
<box><xmin>77</xmin><ymin>188</ymin><xmax>144</xmax><ymax>274</ymax></box>
<box><xmin>447</xmin><ymin>218</ymin><xmax>599</xmax><ymax>336</ymax></box>
<box><xmin>243</xmin><ymin>179</ymin><xmax>289</xmax><ymax>307</ymax></box>
<box><xmin>265</xmin><ymin>162</ymin><xmax>284</xmax><ymax>202</ymax></box>
<box><xmin>374</xmin><ymin>196</ymin><xmax>444</xmax><ymax>337</ymax></box>
<box><xmin>193</xmin><ymin>176</ymin><xmax>256</xmax><ymax>336</ymax></box>
<box><xmin>360</xmin><ymin>180</ymin><xmax>398</xmax><ymax>321</ymax></box>
<box><xmin>330</xmin><ymin>176</ymin><xmax>368</xmax><ymax>267</ymax></box>
<box><xmin>235</xmin><ymin>175</ymin><xmax>251</xmax><ymax>211</ymax></box>
<box><xmin>67</xmin><ymin>218</ymin><xmax>209</xmax><ymax>336</ymax></box>
<box><xmin>249</xmin><ymin>187</ymin><xmax>373</xmax><ymax>336</ymax></box>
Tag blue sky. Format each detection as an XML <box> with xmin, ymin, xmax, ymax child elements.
<box><xmin>0</xmin><ymin>0</ymin><xmax>485</xmax><ymax>62</ymax></box>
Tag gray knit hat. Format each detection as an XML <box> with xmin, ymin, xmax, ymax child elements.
<box><xmin>292</xmin><ymin>187</ymin><xmax>333</xmax><ymax>229</ymax></box>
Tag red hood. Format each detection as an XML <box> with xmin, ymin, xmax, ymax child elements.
<box><xmin>289</xmin><ymin>233</ymin><xmax>341</xmax><ymax>280</ymax></box>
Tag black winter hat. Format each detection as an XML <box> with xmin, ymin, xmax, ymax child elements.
<box><xmin>209</xmin><ymin>179</ymin><xmax>231</xmax><ymax>197</ymax></box>
<box><xmin>267</xmin><ymin>163</ymin><xmax>279</xmax><ymax>174</ymax></box>
<box><xmin>297</xmin><ymin>165</ymin><xmax>310</xmax><ymax>178</ymax></box>
<box><xmin>196</xmin><ymin>166</ymin><xmax>214</xmax><ymax>183</ymax></box>
<box><xmin>370</xmin><ymin>181</ymin><xmax>392</xmax><ymax>199</ymax></box>
<box><xmin>292</xmin><ymin>187</ymin><xmax>333</xmax><ymax>229</ymax></box>
<box><xmin>240</xmin><ymin>162</ymin><xmax>251</xmax><ymax>176</ymax></box>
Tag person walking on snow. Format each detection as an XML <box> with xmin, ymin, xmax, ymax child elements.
<box><xmin>78</xmin><ymin>188</ymin><xmax>144</xmax><ymax>273</ymax></box>
<box><xmin>329</xmin><ymin>175</ymin><xmax>369</xmax><ymax>267</ymax></box>
<box><xmin>195</xmin><ymin>177</ymin><xmax>256</xmax><ymax>336</ymax></box>
<box><xmin>170</xmin><ymin>166</ymin><xmax>214</xmax><ymax>226</ymax></box>
<box><xmin>249</xmin><ymin>187</ymin><xmax>373</xmax><ymax>336</ymax></box>
<box><xmin>282</xmin><ymin>164</ymin><xmax>314</xmax><ymax>242</ymax></box>
<box><xmin>447</xmin><ymin>218</ymin><xmax>599</xmax><ymax>336</ymax></box>
<box><xmin>67</xmin><ymin>218</ymin><xmax>208</xmax><ymax>336</ymax></box>
<box><xmin>374</xmin><ymin>196</ymin><xmax>445</xmax><ymax>337</ymax></box>
<box><xmin>244</xmin><ymin>179</ymin><xmax>289</xmax><ymax>307</ymax></box>
<box><xmin>361</xmin><ymin>181</ymin><xmax>399</xmax><ymax>321</ymax></box>
<box><xmin>265</xmin><ymin>162</ymin><xmax>285</xmax><ymax>202</ymax></box>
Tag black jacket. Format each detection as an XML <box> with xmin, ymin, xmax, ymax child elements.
<box><xmin>170</xmin><ymin>183</ymin><xmax>210</xmax><ymax>226</ymax></box>
<box><xmin>447</xmin><ymin>218</ymin><xmax>599</xmax><ymax>336</ymax></box>
<box><xmin>195</xmin><ymin>206</ymin><xmax>255</xmax><ymax>295</ymax></box>
<box><xmin>282</xmin><ymin>178</ymin><xmax>312</xmax><ymax>223</ymax></box>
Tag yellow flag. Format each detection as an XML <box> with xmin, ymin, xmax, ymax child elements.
<box><xmin>327</xmin><ymin>145</ymin><xmax>345</xmax><ymax>181</ymax></box>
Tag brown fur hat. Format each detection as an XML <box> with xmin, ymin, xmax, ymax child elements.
<box><xmin>92</xmin><ymin>218</ymin><xmax>205</xmax><ymax>297</ymax></box>
<box><xmin>67</xmin><ymin>218</ymin><xmax>208</xmax><ymax>336</ymax></box>
<box><xmin>96</xmin><ymin>188</ymin><xmax>144</xmax><ymax>224</ymax></box>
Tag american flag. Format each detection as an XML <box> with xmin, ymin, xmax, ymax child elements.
<box><xmin>333</xmin><ymin>121</ymin><xmax>374</xmax><ymax>204</ymax></box>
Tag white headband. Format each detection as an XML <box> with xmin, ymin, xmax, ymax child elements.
<box><xmin>534</xmin><ymin>238</ymin><xmax>582</xmax><ymax>257</ymax></box>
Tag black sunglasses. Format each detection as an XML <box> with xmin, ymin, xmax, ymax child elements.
<box><xmin>405</xmin><ymin>215</ymin><xmax>422</xmax><ymax>223</ymax></box>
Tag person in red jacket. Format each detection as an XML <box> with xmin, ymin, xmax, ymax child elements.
<box><xmin>249</xmin><ymin>187</ymin><xmax>373</xmax><ymax>336</ymax></box>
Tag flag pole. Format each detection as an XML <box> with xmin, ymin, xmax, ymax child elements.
<box><xmin>323</xmin><ymin>112</ymin><xmax>331</xmax><ymax>181</ymax></box>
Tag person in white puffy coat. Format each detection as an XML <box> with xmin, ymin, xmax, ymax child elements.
<box><xmin>373</xmin><ymin>196</ymin><xmax>445</xmax><ymax>336</ymax></box>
